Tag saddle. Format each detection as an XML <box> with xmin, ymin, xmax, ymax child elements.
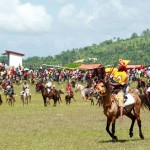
<box><xmin>111</xmin><ymin>93</ymin><xmax>135</xmax><ymax>108</ymax></box>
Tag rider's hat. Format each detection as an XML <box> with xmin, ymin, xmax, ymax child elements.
<box><xmin>118</xmin><ymin>59</ymin><xmax>130</xmax><ymax>67</ymax></box>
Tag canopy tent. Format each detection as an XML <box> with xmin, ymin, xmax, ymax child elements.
<box><xmin>78</xmin><ymin>64</ymin><xmax>104</xmax><ymax>70</ymax></box>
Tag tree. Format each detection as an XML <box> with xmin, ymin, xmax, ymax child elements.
<box><xmin>130</xmin><ymin>32</ymin><xmax>138</xmax><ymax>39</ymax></box>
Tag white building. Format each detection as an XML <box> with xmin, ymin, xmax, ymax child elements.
<box><xmin>2</xmin><ymin>50</ymin><xmax>24</xmax><ymax>67</ymax></box>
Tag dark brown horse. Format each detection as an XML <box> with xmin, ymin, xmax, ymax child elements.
<box><xmin>65</xmin><ymin>91</ymin><xmax>76</xmax><ymax>105</ymax></box>
<box><xmin>35</xmin><ymin>82</ymin><xmax>63</xmax><ymax>107</ymax></box>
<box><xmin>136</xmin><ymin>78</ymin><xmax>146</xmax><ymax>95</ymax></box>
<box><xmin>97</xmin><ymin>81</ymin><xmax>149</xmax><ymax>141</ymax></box>
<box><xmin>0</xmin><ymin>94</ymin><xmax>3</xmax><ymax>106</ymax></box>
<box><xmin>6</xmin><ymin>94</ymin><xmax>15</xmax><ymax>106</ymax></box>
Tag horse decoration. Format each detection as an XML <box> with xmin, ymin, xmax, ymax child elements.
<box><xmin>75</xmin><ymin>83</ymin><xmax>96</xmax><ymax>105</ymax></box>
<box><xmin>20</xmin><ymin>88</ymin><xmax>31</xmax><ymax>105</ymax></box>
<box><xmin>35</xmin><ymin>82</ymin><xmax>63</xmax><ymax>107</ymax></box>
<box><xmin>65</xmin><ymin>91</ymin><xmax>76</xmax><ymax>105</ymax></box>
<box><xmin>97</xmin><ymin>80</ymin><xmax>150</xmax><ymax>141</ymax></box>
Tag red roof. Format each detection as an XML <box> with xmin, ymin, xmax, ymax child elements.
<box><xmin>2</xmin><ymin>50</ymin><xmax>24</xmax><ymax>56</ymax></box>
<box><xmin>78</xmin><ymin>64</ymin><xmax>104</xmax><ymax>70</ymax></box>
<box><xmin>126</xmin><ymin>65</ymin><xmax>143</xmax><ymax>69</ymax></box>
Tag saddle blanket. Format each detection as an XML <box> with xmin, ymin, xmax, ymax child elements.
<box><xmin>147</xmin><ymin>87</ymin><xmax>150</xmax><ymax>92</ymax></box>
<box><xmin>124</xmin><ymin>93</ymin><xmax>135</xmax><ymax>107</ymax></box>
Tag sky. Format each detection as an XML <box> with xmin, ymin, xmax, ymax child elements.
<box><xmin>0</xmin><ymin>0</ymin><xmax>150</xmax><ymax>58</ymax></box>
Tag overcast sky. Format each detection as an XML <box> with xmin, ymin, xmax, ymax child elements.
<box><xmin>0</xmin><ymin>0</ymin><xmax>149</xmax><ymax>58</ymax></box>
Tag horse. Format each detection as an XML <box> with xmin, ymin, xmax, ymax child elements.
<box><xmin>136</xmin><ymin>78</ymin><xmax>146</xmax><ymax>95</ymax></box>
<box><xmin>65</xmin><ymin>91</ymin><xmax>76</xmax><ymax>105</ymax></box>
<box><xmin>97</xmin><ymin>81</ymin><xmax>149</xmax><ymax>141</ymax></box>
<box><xmin>137</xmin><ymin>82</ymin><xmax>150</xmax><ymax>110</ymax></box>
<box><xmin>6</xmin><ymin>94</ymin><xmax>15</xmax><ymax>106</ymax></box>
<box><xmin>35</xmin><ymin>82</ymin><xmax>63</xmax><ymax>107</ymax></box>
<box><xmin>21</xmin><ymin>89</ymin><xmax>31</xmax><ymax>105</ymax></box>
<box><xmin>0</xmin><ymin>94</ymin><xmax>3</xmax><ymax>106</ymax></box>
<box><xmin>75</xmin><ymin>83</ymin><xmax>95</xmax><ymax>105</ymax></box>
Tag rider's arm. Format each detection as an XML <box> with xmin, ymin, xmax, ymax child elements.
<box><xmin>109</xmin><ymin>82</ymin><xmax>121</xmax><ymax>86</ymax></box>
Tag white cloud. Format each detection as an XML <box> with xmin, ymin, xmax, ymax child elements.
<box><xmin>0</xmin><ymin>0</ymin><xmax>53</xmax><ymax>33</ymax></box>
<box><xmin>58</xmin><ymin>4</ymin><xmax>76</xmax><ymax>19</ymax></box>
<box><xmin>0</xmin><ymin>0</ymin><xmax>150</xmax><ymax>57</ymax></box>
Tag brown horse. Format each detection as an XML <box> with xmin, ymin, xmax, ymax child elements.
<box><xmin>6</xmin><ymin>94</ymin><xmax>15</xmax><ymax>106</ymax></box>
<box><xmin>97</xmin><ymin>81</ymin><xmax>149</xmax><ymax>141</ymax></box>
<box><xmin>35</xmin><ymin>82</ymin><xmax>63</xmax><ymax>107</ymax></box>
<box><xmin>65</xmin><ymin>91</ymin><xmax>76</xmax><ymax>105</ymax></box>
<box><xmin>0</xmin><ymin>94</ymin><xmax>3</xmax><ymax>106</ymax></box>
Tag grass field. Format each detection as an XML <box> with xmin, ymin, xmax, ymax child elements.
<box><xmin>0</xmin><ymin>81</ymin><xmax>150</xmax><ymax>150</ymax></box>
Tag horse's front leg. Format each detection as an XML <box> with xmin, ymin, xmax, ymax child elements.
<box><xmin>106</xmin><ymin>117</ymin><xmax>118</xmax><ymax>141</ymax></box>
<box><xmin>42</xmin><ymin>95</ymin><xmax>47</xmax><ymax>107</ymax></box>
<box><xmin>112</xmin><ymin>117</ymin><xmax>118</xmax><ymax>141</ymax></box>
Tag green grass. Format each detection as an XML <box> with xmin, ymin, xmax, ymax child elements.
<box><xmin>0</xmin><ymin>81</ymin><xmax>150</xmax><ymax>150</ymax></box>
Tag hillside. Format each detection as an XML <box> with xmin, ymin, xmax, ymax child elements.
<box><xmin>1</xmin><ymin>29</ymin><xmax>150</xmax><ymax>68</ymax></box>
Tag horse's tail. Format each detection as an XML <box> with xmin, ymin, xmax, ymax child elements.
<box><xmin>139</xmin><ymin>94</ymin><xmax>150</xmax><ymax>111</ymax></box>
<box><xmin>0</xmin><ymin>94</ymin><xmax>2</xmax><ymax>105</ymax></box>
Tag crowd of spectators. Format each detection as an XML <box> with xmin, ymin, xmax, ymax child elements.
<box><xmin>0</xmin><ymin>61</ymin><xmax>150</xmax><ymax>85</ymax></box>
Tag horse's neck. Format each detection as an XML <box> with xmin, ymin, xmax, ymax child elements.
<box><xmin>102</xmin><ymin>92</ymin><xmax>112</xmax><ymax>106</ymax></box>
<box><xmin>79</xmin><ymin>85</ymin><xmax>84</xmax><ymax>90</ymax></box>
<box><xmin>25</xmin><ymin>89</ymin><xmax>29</xmax><ymax>93</ymax></box>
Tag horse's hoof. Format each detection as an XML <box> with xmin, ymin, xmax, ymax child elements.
<box><xmin>112</xmin><ymin>136</ymin><xmax>118</xmax><ymax>142</ymax></box>
<box><xmin>140</xmin><ymin>134</ymin><xmax>144</xmax><ymax>140</ymax></box>
<box><xmin>129</xmin><ymin>132</ymin><xmax>133</xmax><ymax>138</ymax></box>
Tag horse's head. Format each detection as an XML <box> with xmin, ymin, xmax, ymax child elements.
<box><xmin>70</xmin><ymin>80</ymin><xmax>76</xmax><ymax>88</ymax></box>
<box><xmin>35</xmin><ymin>82</ymin><xmax>43</xmax><ymax>92</ymax></box>
<box><xmin>97</xmin><ymin>82</ymin><xmax>107</xmax><ymax>95</ymax></box>
<box><xmin>58</xmin><ymin>89</ymin><xmax>64</xmax><ymax>94</ymax></box>
<box><xmin>75</xmin><ymin>83</ymin><xmax>79</xmax><ymax>92</ymax></box>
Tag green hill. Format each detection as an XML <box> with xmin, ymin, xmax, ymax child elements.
<box><xmin>1</xmin><ymin>29</ymin><xmax>150</xmax><ymax>68</ymax></box>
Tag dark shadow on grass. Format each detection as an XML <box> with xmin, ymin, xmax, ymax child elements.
<box><xmin>97</xmin><ymin>138</ymin><xmax>150</xmax><ymax>143</ymax></box>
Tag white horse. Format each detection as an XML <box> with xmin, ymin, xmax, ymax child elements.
<box><xmin>21</xmin><ymin>88</ymin><xmax>31</xmax><ymax>105</ymax></box>
<box><xmin>75</xmin><ymin>83</ymin><xmax>95</xmax><ymax>105</ymax></box>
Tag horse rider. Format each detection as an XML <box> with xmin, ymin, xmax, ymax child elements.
<box><xmin>84</xmin><ymin>79</ymin><xmax>94</xmax><ymax>97</ymax></box>
<box><xmin>5</xmin><ymin>81</ymin><xmax>14</xmax><ymax>95</ymax></box>
<box><xmin>5</xmin><ymin>81</ymin><xmax>15</xmax><ymax>101</ymax></box>
<box><xmin>109</xmin><ymin>58</ymin><xmax>130</xmax><ymax>124</ymax></box>
<box><xmin>66</xmin><ymin>83</ymin><xmax>72</xmax><ymax>97</ymax></box>
<box><xmin>21</xmin><ymin>80</ymin><xmax>30</xmax><ymax>96</ymax></box>
<box><xmin>44</xmin><ymin>79</ymin><xmax>52</xmax><ymax>93</ymax></box>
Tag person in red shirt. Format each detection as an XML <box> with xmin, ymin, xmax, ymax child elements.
<box><xmin>66</xmin><ymin>83</ymin><xmax>72</xmax><ymax>97</ymax></box>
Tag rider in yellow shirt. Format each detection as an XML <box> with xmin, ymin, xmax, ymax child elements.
<box><xmin>109</xmin><ymin>59</ymin><xmax>130</xmax><ymax>124</ymax></box>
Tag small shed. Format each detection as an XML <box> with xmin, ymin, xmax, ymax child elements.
<box><xmin>2</xmin><ymin>50</ymin><xmax>25</xmax><ymax>67</ymax></box>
